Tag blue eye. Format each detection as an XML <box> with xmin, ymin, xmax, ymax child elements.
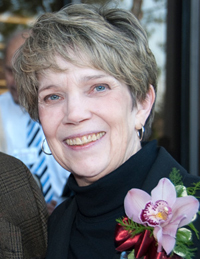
<box><xmin>43</xmin><ymin>94</ymin><xmax>60</xmax><ymax>103</ymax></box>
<box><xmin>49</xmin><ymin>94</ymin><xmax>59</xmax><ymax>100</ymax></box>
<box><xmin>95</xmin><ymin>85</ymin><xmax>106</xmax><ymax>91</ymax></box>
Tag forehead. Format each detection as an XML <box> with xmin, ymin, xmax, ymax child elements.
<box><xmin>38</xmin><ymin>54</ymin><xmax>117</xmax><ymax>90</ymax></box>
<box><xmin>39</xmin><ymin>54</ymin><xmax>110</xmax><ymax>79</ymax></box>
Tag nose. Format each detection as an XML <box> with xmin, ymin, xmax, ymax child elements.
<box><xmin>62</xmin><ymin>94</ymin><xmax>92</xmax><ymax>125</ymax></box>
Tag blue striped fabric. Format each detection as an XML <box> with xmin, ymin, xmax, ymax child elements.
<box><xmin>27</xmin><ymin>118</ymin><xmax>54</xmax><ymax>203</ymax></box>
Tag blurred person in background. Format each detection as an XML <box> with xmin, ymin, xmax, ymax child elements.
<box><xmin>0</xmin><ymin>29</ymin><xmax>70</xmax><ymax>214</ymax></box>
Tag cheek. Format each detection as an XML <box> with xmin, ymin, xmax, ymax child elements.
<box><xmin>38</xmin><ymin>105</ymin><xmax>60</xmax><ymax>138</ymax></box>
<box><xmin>113</xmin><ymin>95</ymin><xmax>135</xmax><ymax>129</ymax></box>
<box><xmin>106</xmin><ymin>100</ymin><xmax>135</xmax><ymax>145</ymax></box>
<box><xmin>38</xmin><ymin>105</ymin><xmax>48</xmax><ymax>128</ymax></box>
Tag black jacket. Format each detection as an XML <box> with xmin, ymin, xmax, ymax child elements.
<box><xmin>46</xmin><ymin>145</ymin><xmax>200</xmax><ymax>259</ymax></box>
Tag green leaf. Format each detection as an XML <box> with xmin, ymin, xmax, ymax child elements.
<box><xmin>186</xmin><ymin>181</ymin><xmax>200</xmax><ymax>196</ymax></box>
<box><xmin>175</xmin><ymin>185</ymin><xmax>187</xmax><ymax>197</ymax></box>
<box><xmin>127</xmin><ymin>250</ymin><xmax>135</xmax><ymax>259</ymax></box>
<box><xmin>188</xmin><ymin>222</ymin><xmax>199</xmax><ymax>239</ymax></box>
<box><xmin>169</xmin><ymin>168</ymin><xmax>183</xmax><ymax>186</ymax></box>
<box><xmin>176</xmin><ymin>228</ymin><xmax>192</xmax><ymax>243</ymax></box>
<box><xmin>116</xmin><ymin>217</ymin><xmax>153</xmax><ymax>238</ymax></box>
<box><xmin>173</xmin><ymin>242</ymin><xmax>196</xmax><ymax>259</ymax></box>
<box><xmin>174</xmin><ymin>227</ymin><xmax>197</xmax><ymax>259</ymax></box>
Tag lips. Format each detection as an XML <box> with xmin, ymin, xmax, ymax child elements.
<box><xmin>66</xmin><ymin>132</ymin><xmax>105</xmax><ymax>146</ymax></box>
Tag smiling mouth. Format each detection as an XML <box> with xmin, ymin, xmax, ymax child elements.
<box><xmin>66</xmin><ymin>132</ymin><xmax>105</xmax><ymax>146</ymax></box>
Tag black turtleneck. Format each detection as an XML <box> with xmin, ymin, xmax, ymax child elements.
<box><xmin>67</xmin><ymin>140</ymin><xmax>158</xmax><ymax>258</ymax></box>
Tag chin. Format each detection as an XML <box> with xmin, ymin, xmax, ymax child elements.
<box><xmin>72</xmin><ymin>165</ymin><xmax>109</xmax><ymax>186</ymax></box>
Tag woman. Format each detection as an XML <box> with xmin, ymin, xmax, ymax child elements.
<box><xmin>14</xmin><ymin>4</ymin><xmax>200</xmax><ymax>259</ymax></box>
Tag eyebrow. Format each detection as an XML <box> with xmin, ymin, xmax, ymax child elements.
<box><xmin>81</xmin><ymin>74</ymin><xmax>109</xmax><ymax>82</ymax></box>
<box><xmin>38</xmin><ymin>84</ymin><xmax>55</xmax><ymax>93</ymax></box>
<box><xmin>38</xmin><ymin>74</ymin><xmax>111</xmax><ymax>93</ymax></box>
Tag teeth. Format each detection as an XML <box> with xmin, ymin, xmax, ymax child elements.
<box><xmin>92</xmin><ymin>134</ymin><xmax>97</xmax><ymax>141</ymax></box>
<box><xmin>66</xmin><ymin>132</ymin><xmax>105</xmax><ymax>146</ymax></box>
<box><xmin>82</xmin><ymin>136</ymin><xmax>87</xmax><ymax>143</ymax></box>
<box><xmin>75</xmin><ymin>138</ymin><xmax>82</xmax><ymax>145</ymax></box>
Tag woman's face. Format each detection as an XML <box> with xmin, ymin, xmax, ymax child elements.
<box><xmin>38</xmin><ymin>56</ymin><xmax>143</xmax><ymax>186</ymax></box>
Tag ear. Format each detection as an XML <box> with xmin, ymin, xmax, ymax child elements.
<box><xmin>135</xmin><ymin>85</ymin><xmax>155</xmax><ymax>130</ymax></box>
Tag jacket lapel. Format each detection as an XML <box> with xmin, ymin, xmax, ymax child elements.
<box><xmin>141</xmin><ymin>147</ymin><xmax>186</xmax><ymax>193</ymax></box>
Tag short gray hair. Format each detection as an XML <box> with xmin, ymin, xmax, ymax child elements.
<box><xmin>14</xmin><ymin>3</ymin><xmax>157</xmax><ymax>139</ymax></box>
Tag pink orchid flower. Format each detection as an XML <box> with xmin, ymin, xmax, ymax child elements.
<box><xmin>124</xmin><ymin>178</ymin><xmax>199</xmax><ymax>255</ymax></box>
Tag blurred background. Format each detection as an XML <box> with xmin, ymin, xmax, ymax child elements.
<box><xmin>0</xmin><ymin>0</ymin><xmax>199</xmax><ymax>176</ymax></box>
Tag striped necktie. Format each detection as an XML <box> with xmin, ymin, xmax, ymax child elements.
<box><xmin>27</xmin><ymin>118</ymin><xmax>54</xmax><ymax>203</ymax></box>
